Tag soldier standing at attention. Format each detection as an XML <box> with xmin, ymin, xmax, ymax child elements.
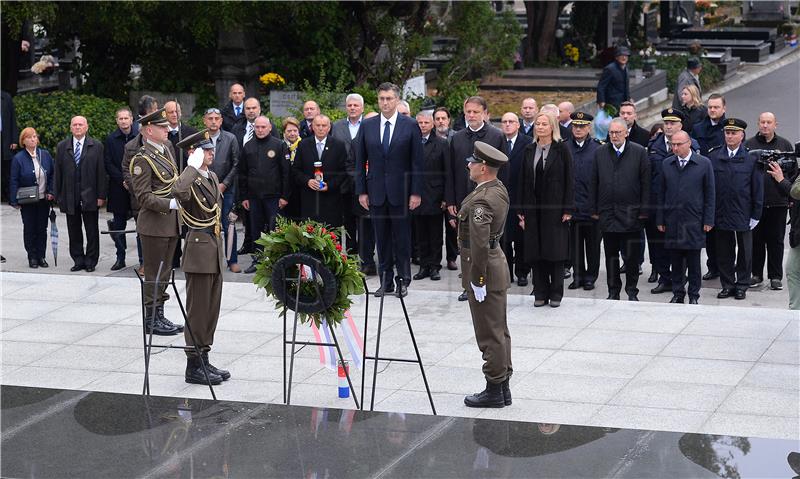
<box><xmin>459</xmin><ymin>141</ymin><xmax>512</xmax><ymax>408</ymax></box>
<box><xmin>173</xmin><ymin>130</ymin><xmax>229</xmax><ymax>385</ymax></box>
<box><xmin>130</xmin><ymin>108</ymin><xmax>182</xmax><ymax>336</ymax></box>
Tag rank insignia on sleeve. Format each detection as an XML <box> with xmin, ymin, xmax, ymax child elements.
<box><xmin>473</xmin><ymin>206</ymin><xmax>484</xmax><ymax>222</ymax></box>
<box><xmin>133</xmin><ymin>165</ymin><xmax>142</xmax><ymax>175</ymax></box>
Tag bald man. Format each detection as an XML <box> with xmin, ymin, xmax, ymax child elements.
<box><xmin>54</xmin><ymin>115</ymin><xmax>107</xmax><ymax>272</ymax></box>
<box><xmin>221</xmin><ymin>83</ymin><xmax>247</xmax><ymax>132</ymax></box>
<box><xmin>299</xmin><ymin>100</ymin><xmax>321</xmax><ymax>139</ymax></box>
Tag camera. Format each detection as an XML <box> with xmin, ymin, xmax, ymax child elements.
<box><xmin>751</xmin><ymin>142</ymin><xmax>800</xmax><ymax>176</ymax></box>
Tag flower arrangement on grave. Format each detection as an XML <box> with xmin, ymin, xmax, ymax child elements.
<box><xmin>564</xmin><ymin>43</ymin><xmax>580</xmax><ymax>64</ymax></box>
<box><xmin>252</xmin><ymin>217</ymin><xmax>365</xmax><ymax>328</ymax></box>
<box><xmin>259</xmin><ymin>72</ymin><xmax>286</xmax><ymax>89</ymax></box>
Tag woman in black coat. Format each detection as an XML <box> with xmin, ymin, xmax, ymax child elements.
<box><xmin>678</xmin><ymin>84</ymin><xmax>707</xmax><ymax>132</ymax></box>
<box><xmin>9</xmin><ymin>127</ymin><xmax>55</xmax><ymax>268</ymax></box>
<box><xmin>518</xmin><ymin>112</ymin><xmax>575</xmax><ymax>307</ymax></box>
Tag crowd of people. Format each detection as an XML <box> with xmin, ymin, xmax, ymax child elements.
<box><xmin>3</xmin><ymin>70</ymin><xmax>799</xmax><ymax>309</ymax></box>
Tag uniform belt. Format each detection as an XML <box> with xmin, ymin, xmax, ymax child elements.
<box><xmin>190</xmin><ymin>226</ymin><xmax>217</xmax><ymax>235</ymax></box>
<box><xmin>460</xmin><ymin>238</ymin><xmax>501</xmax><ymax>249</ymax></box>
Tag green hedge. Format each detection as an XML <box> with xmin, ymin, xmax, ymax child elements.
<box><xmin>629</xmin><ymin>54</ymin><xmax>722</xmax><ymax>93</ymax></box>
<box><xmin>14</xmin><ymin>91</ymin><xmax>126</xmax><ymax>152</ymax></box>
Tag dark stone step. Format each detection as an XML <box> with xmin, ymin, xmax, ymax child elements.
<box><xmin>662</xmin><ymin>39</ymin><xmax>770</xmax><ymax>62</ymax></box>
<box><xmin>675</xmin><ymin>27</ymin><xmax>778</xmax><ymax>42</ymax></box>
<box><xmin>656</xmin><ymin>46</ymin><xmax>733</xmax><ymax>63</ymax></box>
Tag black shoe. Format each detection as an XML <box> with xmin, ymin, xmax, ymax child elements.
<box><xmin>750</xmin><ymin>276</ymin><xmax>763</xmax><ymax>287</ymax></box>
<box><xmin>464</xmin><ymin>381</ymin><xmax>505</xmax><ymax>408</ymax></box>
<box><xmin>156</xmin><ymin>305</ymin><xmax>184</xmax><ymax>333</ymax></box>
<box><xmin>447</xmin><ymin>260</ymin><xmax>458</xmax><ymax>271</ymax></box>
<box><xmin>458</xmin><ymin>291</ymin><xmax>468</xmax><ymax>301</ymax></box>
<box><xmin>201</xmin><ymin>353</ymin><xmax>230</xmax><ymax>381</ymax></box>
<box><xmin>534</xmin><ymin>299</ymin><xmax>548</xmax><ymax>307</ymax></box>
<box><xmin>502</xmin><ymin>378</ymin><xmax>512</xmax><ymax>406</ymax></box>
<box><xmin>145</xmin><ymin>315</ymin><xmax>181</xmax><ymax>336</ymax></box>
<box><xmin>110</xmin><ymin>260</ymin><xmax>126</xmax><ymax>271</ymax></box>
<box><xmin>627</xmin><ymin>293</ymin><xmax>639</xmax><ymax>301</ymax></box>
<box><xmin>651</xmin><ymin>283</ymin><xmax>671</xmax><ymax>294</ymax></box>
<box><xmin>583</xmin><ymin>282</ymin><xmax>595</xmax><ymax>291</ymax></box>
<box><xmin>567</xmin><ymin>281</ymin><xmax>579</xmax><ymax>290</ymax></box>
<box><xmin>669</xmin><ymin>295</ymin><xmax>684</xmax><ymax>304</ymax></box>
<box><xmin>70</xmin><ymin>264</ymin><xmax>84</xmax><ymax>272</ymax></box>
<box><xmin>37</xmin><ymin>258</ymin><xmax>49</xmax><ymax>268</ymax></box>
<box><xmin>703</xmin><ymin>271</ymin><xmax>719</xmax><ymax>280</ymax></box>
<box><xmin>770</xmin><ymin>279</ymin><xmax>783</xmax><ymax>290</ymax></box>
<box><xmin>563</xmin><ymin>269</ymin><xmax>572</xmax><ymax>279</ymax></box>
<box><xmin>85</xmin><ymin>266</ymin><xmax>95</xmax><ymax>272</ymax></box>
<box><xmin>517</xmin><ymin>277</ymin><xmax>528</xmax><ymax>287</ymax></box>
<box><xmin>413</xmin><ymin>267</ymin><xmax>430</xmax><ymax>280</ymax></box>
<box><xmin>395</xmin><ymin>283</ymin><xmax>408</xmax><ymax>298</ymax></box>
<box><xmin>429</xmin><ymin>269</ymin><xmax>441</xmax><ymax>281</ymax></box>
<box><xmin>28</xmin><ymin>259</ymin><xmax>38</xmax><ymax>269</ymax></box>
<box><xmin>717</xmin><ymin>288</ymin><xmax>732</xmax><ymax>299</ymax></box>
<box><xmin>689</xmin><ymin>297</ymin><xmax>699</xmax><ymax>304</ymax></box>
<box><xmin>734</xmin><ymin>289</ymin><xmax>746</xmax><ymax>300</ymax></box>
<box><xmin>648</xmin><ymin>271</ymin><xmax>658</xmax><ymax>283</ymax></box>
<box><xmin>550</xmin><ymin>300</ymin><xmax>561</xmax><ymax>308</ymax></box>
<box><xmin>375</xmin><ymin>279</ymin><xmax>395</xmax><ymax>297</ymax></box>
<box><xmin>607</xmin><ymin>292</ymin><xmax>620</xmax><ymax>300</ymax></box>
<box><xmin>244</xmin><ymin>263</ymin><xmax>257</xmax><ymax>274</ymax></box>
<box><xmin>360</xmin><ymin>264</ymin><xmax>377</xmax><ymax>276</ymax></box>
<box><xmin>185</xmin><ymin>357</ymin><xmax>223</xmax><ymax>385</ymax></box>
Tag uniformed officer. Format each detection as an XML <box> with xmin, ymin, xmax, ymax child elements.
<box><xmin>130</xmin><ymin>107</ymin><xmax>183</xmax><ymax>336</ymax></box>
<box><xmin>459</xmin><ymin>141</ymin><xmax>512</xmax><ymax>408</ymax></box>
<box><xmin>172</xmin><ymin>130</ymin><xmax>229</xmax><ymax>385</ymax></box>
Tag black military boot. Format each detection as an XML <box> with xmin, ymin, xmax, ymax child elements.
<box><xmin>502</xmin><ymin>378</ymin><xmax>512</xmax><ymax>406</ymax></box>
<box><xmin>464</xmin><ymin>381</ymin><xmax>505</xmax><ymax>408</ymax></box>
<box><xmin>157</xmin><ymin>305</ymin><xmax>184</xmax><ymax>332</ymax></box>
<box><xmin>202</xmin><ymin>352</ymin><xmax>231</xmax><ymax>381</ymax></box>
<box><xmin>185</xmin><ymin>356</ymin><xmax>223</xmax><ymax>385</ymax></box>
<box><xmin>145</xmin><ymin>307</ymin><xmax>179</xmax><ymax>336</ymax></box>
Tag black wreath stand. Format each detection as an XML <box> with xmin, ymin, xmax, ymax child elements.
<box><xmin>276</xmin><ymin>253</ymin><xmax>360</xmax><ymax>409</ymax></box>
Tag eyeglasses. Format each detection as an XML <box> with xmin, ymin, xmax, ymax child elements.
<box><xmin>204</xmin><ymin>108</ymin><xmax>221</xmax><ymax>115</ymax></box>
<box><xmin>500</xmin><ymin>120</ymin><xmax>517</xmax><ymax>124</ymax></box>
<box><xmin>671</xmin><ymin>140</ymin><xmax>689</xmax><ymax>146</ymax></box>
<box><xmin>608</xmin><ymin>130</ymin><xmax>626</xmax><ymax>136</ymax></box>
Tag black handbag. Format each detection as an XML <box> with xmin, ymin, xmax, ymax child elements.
<box><xmin>15</xmin><ymin>184</ymin><xmax>39</xmax><ymax>205</ymax></box>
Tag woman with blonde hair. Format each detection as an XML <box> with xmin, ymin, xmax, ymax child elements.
<box><xmin>678</xmin><ymin>84</ymin><xmax>707</xmax><ymax>131</ymax></box>
<box><xmin>517</xmin><ymin>112</ymin><xmax>575</xmax><ymax>307</ymax></box>
<box><xmin>9</xmin><ymin>127</ymin><xmax>55</xmax><ymax>268</ymax></box>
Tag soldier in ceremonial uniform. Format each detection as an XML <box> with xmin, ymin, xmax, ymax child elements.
<box><xmin>173</xmin><ymin>130</ymin><xmax>229</xmax><ymax>385</ymax></box>
<box><xmin>459</xmin><ymin>141</ymin><xmax>512</xmax><ymax>408</ymax></box>
<box><xmin>130</xmin><ymin>108</ymin><xmax>183</xmax><ymax>336</ymax></box>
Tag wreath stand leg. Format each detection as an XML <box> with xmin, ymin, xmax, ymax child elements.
<box><xmin>138</xmin><ymin>262</ymin><xmax>217</xmax><ymax>401</ymax></box>
<box><xmin>282</xmin><ymin>264</ymin><xmax>360</xmax><ymax>409</ymax></box>
<box><xmin>363</xmin><ymin>278</ymin><xmax>436</xmax><ymax>415</ymax></box>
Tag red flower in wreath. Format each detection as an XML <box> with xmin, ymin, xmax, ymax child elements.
<box><xmin>341</xmin><ymin>253</ymin><xmax>347</xmax><ymax>261</ymax></box>
<box><xmin>306</xmin><ymin>225</ymin><xmax>314</xmax><ymax>233</ymax></box>
<box><xmin>335</xmin><ymin>243</ymin><xmax>342</xmax><ymax>252</ymax></box>
<box><xmin>330</xmin><ymin>232</ymin><xmax>337</xmax><ymax>240</ymax></box>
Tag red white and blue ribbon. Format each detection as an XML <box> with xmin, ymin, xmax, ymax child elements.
<box><xmin>339</xmin><ymin>310</ymin><xmax>364</xmax><ymax>371</ymax></box>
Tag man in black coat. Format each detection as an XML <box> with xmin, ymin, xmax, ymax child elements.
<box><xmin>619</xmin><ymin>101</ymin><xmax>650</xmax><ymax>148</ymax></box>
<box><xmin>411</xmin><ymin>110</ymin><xmax>449</xmax><ymax>281</ymax></box>
<box><xmin>331</xmin><ymin>93</ymin><xmax>364</xmax><ymax>266</ymax></box>
<box><xmin>567</xmin><ymin>112</ymin><xmax>603</xmax><ymax>290</ymax></box>
<box><xmin>165</xmin><ymin>100</ymin><xmax>199</xmax><ymax>172</ymax></box>
<box><xmin>299</xmin><ymin>100</ymin><xmax>320</xmax><ymax>139</ymax></box>
<box><xmin>656</xmin><ymin>130</ymin><xmax>715</xmax><ymax>304</ymax></box>
<box><xmin>590</xmin><ymin>118</ymin><xmax>650</xmax><ymax>301</ymax></box>
<box><xmin>499</xmin><ymin>111</ymin><xmax>533</xmax><ymax>286</ymax></box>
<box><xmin>54</xmin><ymin>116</ymin><xmax>107</xmax><ymax>272</ymax></box>
<box><xmin>220</xmin><ymin>83</ymin><xmax>246</xmax><ymax>133</ymax></box>
<box><xmin>445</xmin><ymin>96</ymin><xmax>506</xmax><ymax>300</ymax></box>
<box><xmin>596</xmin><ymin>47</ymin><xmax>631</xmax><ymax>112</ymax></box>
<box><xmin>292</xmin><ymin>115</ymin><xmax>348</xmax><ymax>228</ymax></box>
<box><xmin>691</xmin><ymin>94</ymin><xmax>727</xmax><ymax>156</ymax></box>
<box><xmin>104</xmin><ymin>107</ymin><xmax>139</xmax><ymax>270</ymax></box>
<box><xmin>1</xmin><ymin>90</ymin><xmax>19</xmax><ymax>202</ymax></box>
<box><xmin>240</xmin><ymin>116</ymin><xmax>290</xmax><ymax>274</ymax></box>
<box><xmin>744</xmin><ymin>112</ymin><xmax>796</xmax><ymax>290</ymax></box>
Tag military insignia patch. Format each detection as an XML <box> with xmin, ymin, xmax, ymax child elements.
<box><xmin>267</xmin><ymin>150</ymin><xmax>276</xmax><ymax>158</ymax></box>
<box><xmin>195</xmin><ymin>177</ymin><xmax>202</xmax><ymax>185</ymax></box>
<box><xmin>133</xmin><ymin>165</ymin><xmax>142</xmax><ymax>175</ymax></box>
<box><xmin>473</xmin><ymin>206</ymin><xmax>484</xmax><ymax>222</ymax></box>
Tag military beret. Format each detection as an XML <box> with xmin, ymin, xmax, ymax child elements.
<box><xmin>467</xmin><ymin>141</ymin><xmax>508</xmax><ymax>168</ymax></box>
<box><xmin>661</xmin><ymin>108</ymin><xmax>686</xmax><ymax>123</ymax></box>
<box><xmin>615</xmin><ymin>46</ymin><xmax>631</xmax><ymax>57</ymax></box>
<box><xmin>570</xmin><ymin>111</ymin><xmax>594</xmax><ymax>125</ymax></box>
<box><xmin>138</xmin><ymin>107</ymin><xmax>170</xmax><ymax>126</ymax></box>
<box><xmin>687</xmin><ymin>57</ymin><xmax>701</xmax><ymax>69</ymax></box>
<box><xmin>176</xmin><ymin>128</ymin><xmax>214</xmax><ymax>150</ymax></box>
<box><xmin>723</xmin><ymin>118</ymin><xmax>747</xmax><ymax>131</ymax></box>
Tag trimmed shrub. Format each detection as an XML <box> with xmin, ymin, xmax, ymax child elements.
<box><xmin>14</xmin><ymin>91</ymin><xmax>126</xmax><ymax>152</ymax></box>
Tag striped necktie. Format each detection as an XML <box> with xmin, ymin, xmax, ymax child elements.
<box><xmin>74</xmin><ymin>141</ymin><xmax>82</xmax><ymax>165</ymax></box>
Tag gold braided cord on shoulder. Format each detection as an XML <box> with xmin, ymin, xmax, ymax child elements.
<box><xmin>130</xmin><ymin>150</ymin><xmax>178</xmax><ymax>198</ymax></box>
<box><xmin>179</xmin><ymin>184</ymin><xmax>221</xmax><ymax>236</ymax></box>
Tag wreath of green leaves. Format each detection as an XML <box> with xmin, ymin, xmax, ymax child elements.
<box><xmin>252</xmin><ymin>217</ymin><xmax>365</xmax><ymax>327</ymax></box>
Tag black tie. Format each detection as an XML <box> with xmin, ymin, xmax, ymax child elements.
<box><xmin>507</xmin><ymin>140</ymin><xmax>512</xmax><ymax>155</ymax></box>
<box><xmin>382</xmin><ymin>121</ymin><xmax>391</xmax><ymax>154</ymax></box>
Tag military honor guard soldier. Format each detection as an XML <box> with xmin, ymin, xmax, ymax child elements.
<box><xmin>130</xmin><ymin>107</ymin><xmax>184</xmax><ymax>336</ymax></box>
<box><xmin>172</xmin><ymin>129</ymin><xmax>230</xmax><ymax>385</ymax></box>
<box><xmin>459</xmin><ymin>141</ymin><xmax>513</xmax><ymax>408</ymax></box>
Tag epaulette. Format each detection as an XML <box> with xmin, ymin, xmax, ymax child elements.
<box><xmin>707</xmin><ymin>146</ymin><xmax>721</xmax><ymax>154</ymax></box>
<box><xmin>593</xmin><ymin>138</ymin><xmax>605</xmax><ymax>145</ymax></box>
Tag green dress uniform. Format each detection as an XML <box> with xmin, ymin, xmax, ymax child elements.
<box><xmin>458</xmin><ymin>141</ymin><xmax>513</xmax><ymax>408</ymax></box>
<box><xmin>172</xmin><ymin>129</ymin><xmax>229</xmax><ymax>385</ymax></box>
<box><xmin>130</xmin><ymin>108</ymin><xmax>182</xmax><ymax>335</ymax></box>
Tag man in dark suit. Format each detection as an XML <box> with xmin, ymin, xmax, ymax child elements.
<box><xmin>220</xmin><ymin>83</ymin><xmax>246</xmax><ymax>133</ymax></box>
<box><xmin>433</xmin><ymin>106</ymin><xmax>458</xmax><ymax>271</ymax></box>
<box><xmin>165</xmin><ymin>100</ymin><xmax>199</xmax><ymax>172</ymax></box>
<box><xmin>1</xmin><ymin>90</ymin><xmax>19</xmax><ymax>202</ymax></box>
<box><xmin>596</xmin><ymin>46</ymin><xmax>631</xmax><ymax>112</ymax></box>
<box><xmin>54</xmin><ymin>116</ymin><xmax>107</xmax><ymax>272</ymax></box>
<box><xmin>355</xmin><ymin>82</ymin><xmax>424</xmax><ymax>298</ymax></box>
<box><xmin>104</xmin><ymin>107</ymin><xmax>139</xmax><ymax>271</ymax></box>
<box><xmin>231</xmin><ymin>97</ymin><xmax>264</xmax><ymax>148</ymax></box>
<box><xmin>518</xmin><ymin>97</ymin><xmax>537</xmax><ymax>137</ymax></box>
<box><xmin>292</xmin><ymin>114</ymin><xmax>348</xmax><ymax>227</ymax></box>
<box><xmin>619</xmin><ymin>101</ymin><xmax>650</xmax><ymax>148</ymax></box>
<box><xmin>499</xmin><ymin>111</ymin><xmax>533</xmax><ymax>286</ymax></box>
<box><xmin>299</xmin><ymin>100</ymin><xmax>321</xmax><ymax>139</ymax></box>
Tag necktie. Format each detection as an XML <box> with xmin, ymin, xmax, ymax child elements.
<box><xmin>421</xmin><ymin>137</ymin><xmax>427</xmax><ymax>145</ymax></box>
<box><xmin>317</xmin><ymin>141</ymin><xmax>324</xmax><ymax>159</ymax></box>
<box><xmin>616</xmin><ymin>149</ymin><xmax>622</xmax><ymax>158</ymax></box>
<box><xmin>235</xmin><ymin>105</ymin><xmax>241</xmax><ymax>116</ymax></box>
<box><xmin>729</xmin><ymin>150</ymin><xmax>735</xmax><ymax>158</ymax></box>
<box><xmin>74</xmin><ymin>141</ymin><xmax>81</xmax><ymax>165</ymax></box>
<box><xmin>382</xmin><ymin>121</ymin><xmax>391</xmax><ymax>154</ymax></box>
<box><xmin>680</xmin><ymin>159</ymin><xmax>687</xmax><ymax>169</ymax></box>
<box><xmin>244</xmin><ymin>124</ymin><xmax>253</xmax><ymax>145</ymax></box>
<box><xmin>507</xmin><ymin>139</ymin><xmax>512</xmax><ymax>154</ymax></box>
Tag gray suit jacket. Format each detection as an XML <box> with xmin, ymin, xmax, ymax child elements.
<box><xmin>210</xmin><ymin>130</ymin><xmax>239</xmax><ymax>189</ymax></box>
<box><xmin>331</xmin><ymin>118</ymin><xmax>361</xmax><ymax>196</ymax></box>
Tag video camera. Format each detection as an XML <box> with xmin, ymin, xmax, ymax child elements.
<box><xmin>751</xmin><ymin>142</ymin><xmax>800</xmax><ymax>176</ymax></box>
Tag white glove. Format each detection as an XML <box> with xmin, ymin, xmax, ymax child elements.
<box><xmin>169</xmin><ymin>198</ymin><xmax>179</xmax><ymax>210</ymax></box>
<box><xmin>187</xmin><ymin>148</ymin><xmax>204</xmax><ymax>170</ymax></box>
<box><xmin>471</xmin><ymin>283</ymin><xmax>487</xmax><ymax>302</ymax></box>
<box><xmin>749</xmin><ymin>218</ymin><xmax>759</xmax><ymax>230</ymax></box>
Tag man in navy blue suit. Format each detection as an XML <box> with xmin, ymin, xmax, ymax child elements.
<box><xmin>355</xmin><ymin>83</ymin><xmax>424</xmax><ymax>297</ymax></box>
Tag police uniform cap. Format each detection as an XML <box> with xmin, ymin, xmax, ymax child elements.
<box><xmin>137</xmin><ymin>107</ymin><xmax>170</xmax><ymax>126</ymax></box>
<box><xmin>467</xmin><ymin>141</ymin><xmax>508</xmax><ymax>168</ymax></box>
<box><xmin>176</xmin><ymin>129</ymin><xmax>214</xmax><ymax>150</ymax></box>
<box><xmin>661</xmin><ymin>108</ymin><xmax>685</xmax><ymax>123</ymax></box>
<box><xmin>570</xmin><ymin>111</ymin><xmax>594</xmax><ymax>125</ymax></box>
<box><xmin>723</xmin><ymin>118</ymin><xmax>747</xmax><ymax>131</ymax></box>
